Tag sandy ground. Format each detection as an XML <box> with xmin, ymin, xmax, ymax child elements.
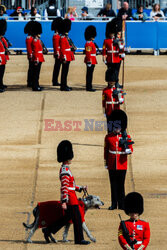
<box><xmin>0</xmin><ymin>54</ymin><xmax>166</xmax><ymax>250</ymax></box>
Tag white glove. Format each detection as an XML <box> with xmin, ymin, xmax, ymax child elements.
<box><xmin>138</xmin><ymin>245</ymin><xmax>145</xmax><ymax>250</ymax></box>
<box><xmin>87</xmin><ymin>62</ymin><xmax>92</xmax><ymax>67</ymax></box>
<box><xmin>124</xmin><ymin>244</ymin><xmax>133</xmax><ymax>250</ymax></box>
<box><xmin>119</xmin><ymin>44</ymin><xmax>124</xmax><ymax>50</ymax></box>
<box><xmin>121</xmin><ymin>53</ymin><xmax>125</xmax><ymax>58</ymax></box>
<box><xmin>105</xmin><ymin>165</ymin><xmax>108</xmax><ymax>169</ymax></box>
<box><xmin>125</xmin><ymin>148</ymin><xmax>132</xmax><ymax>154</ymax></box>
<box><xmin>119</xmin><ymin>97</ymin><xmax>124</xmax><ymax>104</ymax></box>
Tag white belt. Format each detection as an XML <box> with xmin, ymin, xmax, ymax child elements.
<box><xmin>68</xmin><ymin>187</ymin><xmax>75</xmax><ymax>190</ymax></box>
<box><xmin>0</xmin><ymin>52</ymin><xmax>5</xmax><ymax>54</ymax></box>
<box><xmin>65</xmin><ymin>48</ymin><xmax>71</xmax><ymax>51</ymax></box>
<box><xmin>91</xmin><ymin>54</ymin><xmax>96</xmax><ymax>56</ymax></box>
<box><xmin>106</xmin><ymin>101</ymin><xmax>119</xmax><ymax>104</ymax></box>
<box><xmin>136</xmin><ymin>241</ymin><xmax>142</xmax><ymax>245</ymax></box>
<box><xmin>107</xmin><ymin>50</ymin><xmax>119</xmax><ymax>53</ymax></box>
<box><xmin>38</xmin><ymin>51</ymin><xmax>43</xmax><ymax>53</ymax></box>
<box><xmin>109</xmin><ymin>150</ymin><xmax>126</xmax><ymax>155</ymax></box>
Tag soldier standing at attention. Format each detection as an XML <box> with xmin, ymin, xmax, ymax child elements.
<box><xmin>102</xmin><ymin>18</ymin><xmax>125</xmax><ymax>83</ymax></box>
<box><xmin>51</xmin><ymin>17</ymin><xmax>63</xmax><ymax>86</ymax></box>
<box><xmin>42</xmin><ymin>140</ymin><xmax>90</xmax><ymax>245</ymax></box>
<box><xmin>118</xmin><ymin>192</ymin><xmax>150</xmax><ymax>250</ymax></box>
<box><xmin>24</xmin><ymin>21</ymin><xmax>34</xmax><ymax>88</ymax></box>
<box><xmin>102</xmin><ymin>69</ymin><xmax>124</xmax><ymax>133</ymax></box>
<box><xmin>104</xmin><ymin>110</ymin><xmax>133</xmax><ymax>210</ymax></box>
<box><xmin>0</xmin><ymin>19</ymin><xmax>8</xmax><ymax>92</ymax></box>
<box><xmin>31</xmin><ymin>21</ymin><xmax>44</xmax><ymax>91</ymax></box>
<box><xmin>84</xmin><ymin>25</ymin><xmax>97</xmax><ymax>92</ymax></box>
<box><xmin>60</xmin><ymin>19</ymin><xmax>76</xmax><ymax>91</ymax></box>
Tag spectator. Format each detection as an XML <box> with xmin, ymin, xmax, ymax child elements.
<box><xmin>80</xmin><ymin>6</ymin><xmax>93</xmax><ymax>20</ymax></box>
<box><xmin>44</xmin><ymin>0</ymin><xmax>61</xmax><ymax>20</ymax></box>
<box><xmin>0</xmin><ymin>5</ymin><xmax>8</xmax><ymax>20</ymax></box>
<box><xmin>163</xmin><ymin>8</ymin><xmax>167</xmax><ymax>17</ymax></box>
<box><xmin>150</xmin><ymin>4</ymin><xmax>164</xmax><ymax>20</ymax></box>
<box><xmin>97</xmin><ymin>3</ymin><xmax>116</xmax><ymax>17</ymax></box>
<box><xmin>26</xmin><ymin>7</ymin><xmax>41</xmax><ymax>21</ymax></box>
<box><xmin>117</xmin><ymin>1</ymin><xmax>132</xmax><ymax>20</ymax></box>
<box><xmin>65</xmin><ymin>6</ymin><xmax>78</xmax><ymax>20</ymax></box>
<box><xmin>10</xmin><ymin>7</ymin><xmax>25</xmax><ymax>20</ymax></box>
<box><xmin>133</xmin><ymin>5</ymin><xmax>148</xmax><ymax>21</ymax></box>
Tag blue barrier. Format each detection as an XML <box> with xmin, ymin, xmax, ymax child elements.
<box><xmin>4</xmin><ymin>20</ymin><xmax>167</xmax><ymax>52</ymax></box>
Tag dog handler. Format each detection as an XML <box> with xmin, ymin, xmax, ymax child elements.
<box><xmin>42</xmin><ymin>140</ymin><xmax>90</xmax><ymax>245</ymax></box>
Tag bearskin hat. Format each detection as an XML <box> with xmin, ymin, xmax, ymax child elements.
<box><xmin>51</xmin><ymin>17</ymin><xmax>63</xmax><ymax>33</ymax></box>
<box><xmin>57</xmin><ymin>140</ymin><xmax>74</xmax><ymax>163</ymax></box>
<box><xmin>62</xmin><ymin>19</ymin><xmax>71</xmax><ymax>33</ymax></box>
<box><xmin>84</xmin><ymin>25</ymin><xmax>97</xmax><ymax>41</ymax></box>
<box><xmin>24</xmin><ymin>21</ymin><xmax>34</xmax><ymax>35</ymax></box>
<box><xmin>31</xmin><ymin>21</ymin><xmax>42</xmax><ymax>35</ymax></box>
<box><xmin>105</xmin><ymin>18</ymin><xmax>122</xmax><ymax>38</ymax></box>
<box><xmin>108</xmin><ymin>110</ymin><xmax>127</xmax><ymax>132</ymax></box>
<box><xmin>0</xmin><ymin>19</ymin><xmax>7</xmax><ymax>36</ymax></box>
<box><xmin>124</xmin><ymin>192</ymin><xmax>144</xmax><ymax>215</ymax></box>
<box><xmin>105</xmin><ymin>69</ymin><xmax>117</xmax><ymax>82</ymax></box>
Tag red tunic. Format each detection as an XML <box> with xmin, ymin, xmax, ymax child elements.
<box><xmin>104</xmin><ymin>132</ymin><xmax>133</xmax><ymax>170</ymax></box>
<box><xmin>53</xmin><ymin>32</ymin><xmax>61</xmax><ymax>59</ymax></box>
<box><xmin>32</xmin><ymin>37</ymin><xmax>45</xmax><ymax>63</ymax></box>
<box><xmin>1</xmin><ymin>37</ymin><xmax>9</xmax><ymax>61</ymax></box>
<box><xmin>118</xmin><ymin>219</ymin><xmax>150</xmax><ymax>249</ymax></box>
<box><xmin>102</xmin><ymin>38</ymin><xmax>122</xmax><ymax>64</ymax></box>
<box><xmin>0</xmin><ymin>39</ymin><xmax>6</xmax><ymax>65</ymax></box>
<box><xmin>26</xmin><ymin>35</ymin><xmax>33</xmax><ymax>60</ymax></box>
<box><xmin>102</xmin><ymin>86</ymin><xmax>124</xmax><ymax>116</ymax></box>
<box><xmin>60</xmin><ymin>164</ymin><xmax>82</xmax><ymax>205</ymax></box>
<box><xmin>60</xmin><ymin>35</ymin><xmax>75</xmax><ymax>62</ymax></box>
<box><xmin>84</xmin><ymin>41</ymin><xmax>97</xmax><ymax>65</ymax></box>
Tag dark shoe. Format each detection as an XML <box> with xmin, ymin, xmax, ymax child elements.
<box><xmin>53</xmin><ymin>82</ymin><xmax>61</xmax><ymax>86</ymax></box>
<box><xmin>76</xmin><ymin>240</ymin><xmax>90</xmax><ymax>245</ymax></box>
<box><xmin>2</xmin><ymin>84</ymin><xmax>7</xmax><ymax>89</ymax></box>
<box><xmin>42</xmin><ymin>228</ymin><xmax>50</xmax><ymax>243</ymax></box>
<box><xmin>60</xmin><ymin>86</ymin><xmax>72</xmax><ymax>91</ymax></box>
<box><xmin>32</xmin><ymin>87</ymin><xmax>43</xmax><ymax>91</ymax></box>
<box><xmin>27</xmin><ymin>84</ymin><xmax>32</xmax><ymax>88</ymax></box>
<box><xmin>0</xmin><ymin>88</ymin><xmax>4</xmax><ymax>93</ymax></box>
<box><xmin>86</xmin><ymin>88</ymin><xmax>96</xmax><ymax>92</ymax></box>
<box><xmin>108</xmin><ymin>206</ymin><xmax>117</xmax><ymax>210</ymax></box>
<box><xmin>66</xmin><ymin>85</ymin><xmax>72</xmax><ymax>90</ymax></box>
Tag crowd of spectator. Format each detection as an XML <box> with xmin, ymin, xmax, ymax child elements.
<box><xmin>0</xmin><ymin>1</ymin><xmax>167</xmax><ymax>21</ymax></box>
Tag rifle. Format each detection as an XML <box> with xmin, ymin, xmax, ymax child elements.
<box><xmin>113</xmin><ymin>81</ymin><xmax>126</xmax><ymax>100</ymax></box>
<box><xmin>41</xmin><ymin>40</ymin><xmax>48</xmax><ymax>54</ymax></box>
<box><xmin>94</xmin><ymin>42</ymin><xmax>101</xmax><ymax>55</ymax></box>
<box><xmin>119</xmin><ymin>214</ymin><xmax>137</xmax><ymax>249</ymax></box>
<box><xmin>3</xmin><ymin>37</ymin><xmax>12</xmax><ymax>47</ymax></box>
<box><xmin>119</xmin><ymin>130</ymin><xmax>134</xmax><ymax>151</ymax></box>
<box><xmin>67</xmin><ymin>36</ymin><xmax>77</xmax><ymax>52</ymax></box>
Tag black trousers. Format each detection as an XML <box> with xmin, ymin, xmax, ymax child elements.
<box><xmin>27</xmin><ymin>60</ymin><xmax>33</xmax><ymax>87</ymax></box>
<box><xmin>0</xmin><ymin>64</ymin><xmax>5</xmax><ymax>87</ymax></box>
<box><xmin>47</xmin><ymin>205</ymin><xmax>84</xmax><ymax>244</ymax></box>
<box><xmin>108</xmin><ymin>170</ymin><xmax>126</xmax><ymax>209</ymax></box>
<box><xmin>61</xmin><ymin>61</ymin><xmax>70</xmax><ymax>89</ymax></box>
<box><xmin>86</xmin><ymin>64</ymin><xmax>95</xmax><ymax>90</ymax></box>
<box><xmin>107</xmin><ymin>62</ymin><xmax>121</xmax><ymax>82</ymax></box>
<box><xmin>52</xmin><ymin>58</ymin><xmax>61</xmax><ymax>85</ymax></box>
<box><xmin>32</xmin><ymin>62</ymin><xmax>42</xmax><ymax>89</ymax></box>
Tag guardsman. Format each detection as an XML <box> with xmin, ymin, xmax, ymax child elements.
<box><xmin>42</xmin><ymin>140</ymin><xmax>90</xmax><ymax>245</ymax></box>
<box><xmin>104</xmin><ymin>110</ymin><xmax>133</xmax><ymax>210</ymax></box>
<box><xmin>84</xmin><ymin>25</ymin><xmax>97</xmax><ymax>92</ymax></box>
<box><xmin>31</xmin><ymin>21</ymin><xmax>44</xmax><ymax>91</ymax></box>
<box><xmin>102</xmin><ymin>69</ymin><xmax>124</xmax><ymax>132</ymax></box>
<box><xmin>118</xmin><ymin>192</ymin><xmax>150</xmax><ymax>250</ymax></box>
<box><xmin>24</xmin><ymin>21</ymin><xmax>34</xmax><ymax>88</ymax></box>
<box><xmin>51</xmin><ymin>17</ymin><xmax>63</xmax><ymax>86</ymax></box>
<box><xmin>0</xmin><ymin>19</ymin><xmax>8</xmax><ymax>92</ymax></box>
<box><xmin>60</xmin><ymin>19</ymin><xmax>76</xmax><ymax>91</ymax></box>
<box><xmin>102</xmin><ymin>18</ymin><xmax>125</xmax><ymax>82</ymax></box>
